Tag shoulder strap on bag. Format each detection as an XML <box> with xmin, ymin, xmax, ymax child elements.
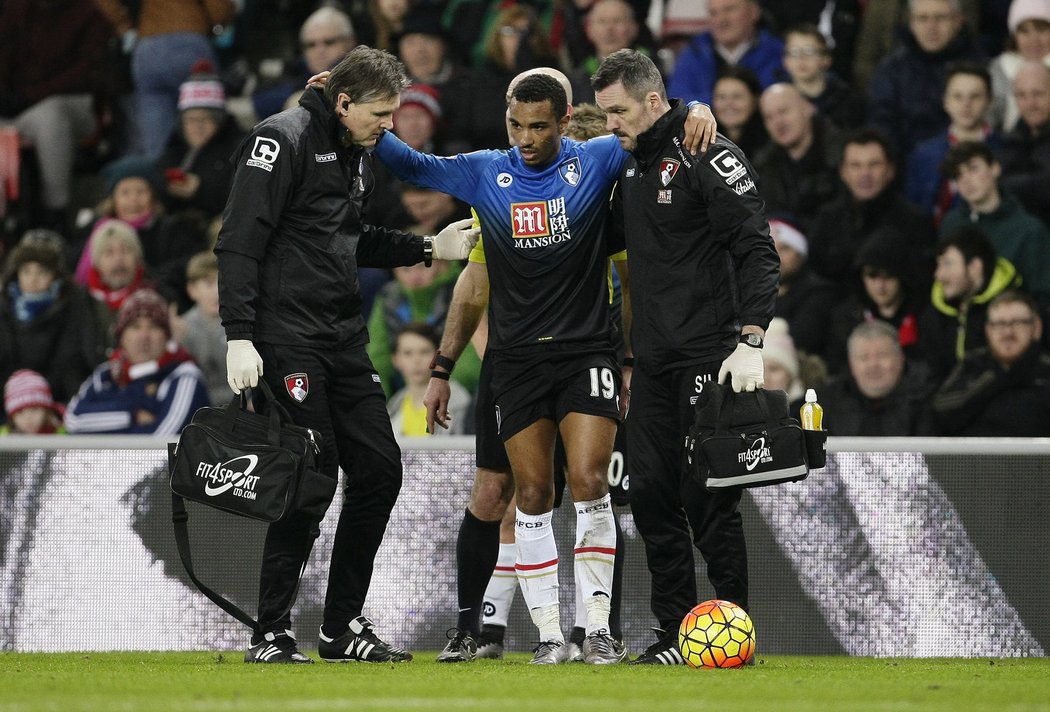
<box><xmin>168</xmin><ymin>443</ymin><xmax>318</xmax><ymax>634</ymax></box>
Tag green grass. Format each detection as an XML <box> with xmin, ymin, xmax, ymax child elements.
<box><xmin>1</xmin><ymin>653</ymin><xmax>1049</xmax><ymax>712</ymax></box>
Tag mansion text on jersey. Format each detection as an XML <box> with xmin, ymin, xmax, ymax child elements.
<box><xmin>511</xmin><ymin>197</ymin><xmax>573</xmax><ymax>249</ymax></box>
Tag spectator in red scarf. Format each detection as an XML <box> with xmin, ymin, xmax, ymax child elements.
<box><xmin>73</xmin><ymin>156</ymin><xmax>206</xmax><ymax>311</ymax></box>
<box><xmin>83</xmin><ymin>220</ymin><xmax>153</xmax><ymax>346</ymax></box>
<box><xmin>65</xmin><ymin>289</ymin><xmax>209</xmax><ymax>434</ymax></box>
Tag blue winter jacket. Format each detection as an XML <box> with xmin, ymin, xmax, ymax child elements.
<box><xmin>667</xmin><ymin>29</ymin><xmax>785</xmax><ymax>106</ymax></box>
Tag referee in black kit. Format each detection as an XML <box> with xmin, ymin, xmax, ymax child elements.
<box><xmin>593</xmin><ymin>49</ymin><xmax>780</xmax><ymax>664</ymax></box>
<box><xmin>216</xmin><ymin>46</ymin><xmax>478</xmax><ymax>664</ymax></box>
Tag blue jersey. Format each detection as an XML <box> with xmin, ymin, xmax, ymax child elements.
<box><xmin>374</xmin><ymin>132</ymin><xmax>627</xmax><ymax>352</ymax></box>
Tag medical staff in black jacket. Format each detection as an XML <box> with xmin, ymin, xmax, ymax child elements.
<box><xmin>594</xmin><ymin>49</ymin><xmax>780</xmax><ymax>665</ymax></box>
<box><xmin>216</xmin><ymin>47</ymin><xmax>479</xmax><ymax>665</ymax></box>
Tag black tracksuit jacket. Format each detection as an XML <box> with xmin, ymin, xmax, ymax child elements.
<box><xmin>614</xmin><ymin>101</ymin><xmax>780</xmax><ymax>372</ymax></box>
<box><xmin>215</xmin><ymin>87</ymin><xmax>424</xmax><ymax>347</ymax></box>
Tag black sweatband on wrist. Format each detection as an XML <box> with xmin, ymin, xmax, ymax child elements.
<box><xmin>430</xmin><ymin>352</ymin><xmax>456</xmax><ymax>373</ymax></box>
<box><xmin>622</xmin><ymin>357</ymin><xmax>635</xmax><ymax>367</ymax></box>
<box><xmin>430</xmin><ymin>369</ymin><xmax>451</xmax><ymax>381</ymax></box>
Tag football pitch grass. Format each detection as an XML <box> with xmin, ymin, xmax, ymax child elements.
<box><xmin>2</xmin><ymin>653</ymin><xmax>1049</xmax><ymax>712</ymax></box>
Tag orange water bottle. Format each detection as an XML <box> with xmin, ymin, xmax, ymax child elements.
<box><xmin>800</xmin><ymin>389</ymin><xmax>823</xmax><ymax>431</ymax></box>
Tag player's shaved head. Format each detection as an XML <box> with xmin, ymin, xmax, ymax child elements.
<box><xmin>506</xmin><ymin>67</ymin><xmax>573</xmax><ymax>112</ymax></box>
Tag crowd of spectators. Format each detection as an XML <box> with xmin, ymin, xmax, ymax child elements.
<box><xmin>2</xmin><ymin>0</ymin><xmax>1050</xmax><ymax>437</ymax></box>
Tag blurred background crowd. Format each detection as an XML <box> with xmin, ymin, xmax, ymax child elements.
<box><xmin>2</xmin><ymin>0</ymin><xmax>1050</xmax><ymax>438</ymax></box>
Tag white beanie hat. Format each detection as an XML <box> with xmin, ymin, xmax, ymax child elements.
<box><xmin>762</xmin><ymin>318</ymin><xmax>804</xmax><ymax>400</ymax></box>
<box><xmin>768</xmin><ymin>218</ymin><xmax>808</xmax><ymax>258</ymax></box>
<box><xmin>1009</xmin><ymin>0</ymin><xmax>1050</xmax><ymax>34</ymax></box>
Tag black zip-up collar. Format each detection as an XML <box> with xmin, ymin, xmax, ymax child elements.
<box><xmin>300</xmin><ymin>87</ymin><xmax>365</xmax><ymax>158</ymax></box>
<box><xmin>634</xmin><ymin>99</ymin><xmax>687</xmax><ymax>169</ymax></box>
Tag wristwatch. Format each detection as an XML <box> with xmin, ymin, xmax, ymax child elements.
<box><xmin>422</xmin><ymin>235</ymin><xmax>434</xmax><ymax>267</ymax></box>
<box><xmin>740</xmin><ymin>332</ymin><xmax>763</xmax><ymax>349</ymax></box>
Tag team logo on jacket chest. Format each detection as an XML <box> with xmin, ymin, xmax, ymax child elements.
<box><xmin>659</xmin><ymin>158</ymin><xmax>680</xmax><ymax>186</ymax></box>
<box><xmin>284</xmin><ymin>373</ymin><xmax>309</xmax><ymax>403</ymax></box>
<box><xmin>510</xmin><ymin>197</ymin><xmax>572</xmax><ymax>248</ymax></box>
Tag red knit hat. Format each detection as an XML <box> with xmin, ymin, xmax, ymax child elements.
<box><xmin>115</xmin><ymin>289</ymin><xmax>170</xmax><ymax>339</ymax></box>
<box><xmin>178</xmin><ymin>59</ymin><xmax>227</xmax><ymax>112</ymax></box>
<box><xmin>4</xmin><ymin>369</ymin><xmax>61</xmax><ymax>418</ymax></box>
<box><xmin>397</xmin><ymin>84</ymin><xmax>443</xmax><ymax>124</ymax></box>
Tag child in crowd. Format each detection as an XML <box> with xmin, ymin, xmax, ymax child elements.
<box><xmin>1</xmin><ymin>232</ymin><xmax>102</xmax><ymax>402</ymax></box>
<box><xmin>761</xmin><ymin>317</ymin><xmax>826</xmax><ymax>415</ymax></box>
<box><xmin>172</xmin><ymin>251</ymin><xmax>227</xmax><ymax>405</ymax></box>
<box><xmin>780</xmin><ymin>24</ymin><xmax>865</xmax><ymax>130</ymax></box>
<box><xmin>387</xmin><ymin>322</ymin><xmax>471</xmax><ymax>437</ymax></box>
<box><xmin>1</xmin><ymin>369</ymin><xmax>65</xmax><ymax>435</ymax></box>
<box><xmin>906</xmin><ymin>63</ymin><xmax>998</xmax><ymax>222</ymax></box>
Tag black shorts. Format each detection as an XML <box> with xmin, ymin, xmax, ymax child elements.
<box><xmin>488</xmin><ymin>345</ymin><xmax>620</xmax><ymax>442</ymax></box>
<box><xmin>475</xmin><ymin>356</ymin><xmax>511</xmax><ymax>471</ymax></box>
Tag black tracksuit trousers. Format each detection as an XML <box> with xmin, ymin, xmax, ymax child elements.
<box><xmin>255</xmin><ymin>343</ymin><xmax>403</xmax><ymax>631</ymax></box>
<box><xmin>626</xmin><ymin>359</ymin><xmax>748</xmax><ymax>632</ymax></box>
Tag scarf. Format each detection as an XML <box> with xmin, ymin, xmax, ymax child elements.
<box><xmin>108</xmin><ymin>340</ymin><xmax>194</xmax><ymax>388</ymax></box>
<box><xmin>87</xmin><ymin>265</ymin><xmax>147</xmax><ymax>313</ymax></box>
<box><xmin>6</xmin><ymin>279</ymin><xmax>62</xmax><ymax>323</ymax></box>
<box><xmin>120</xmin><ymin>211</ymin><xmax>154</xmax><ymax>232</ymax></box>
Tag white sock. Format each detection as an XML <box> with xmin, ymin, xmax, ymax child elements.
<box><xmin>482</xmin><ymin>543</ymin><xmax>518</xmax><ymax>628</ymax></box>
<box><xmin>574</xmin><ymin>494</ymin><xmax>616</xmax><ymax>635</ymax></box>
<box><xmin>515</xmin><ymin>508</ymin><xmax>562</xmax><ymax>643</ymax></box>
<box><xmin>574</xmin><ymin>562</ymin><xmax>587</xmax><ymax>632</ymax></box>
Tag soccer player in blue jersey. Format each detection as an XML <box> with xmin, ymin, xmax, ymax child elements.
<box><xmin>375</xmin><ymin>74</ymin><xmax>627</xmax><ymax>665</ymax></box>
<box><xmin>372</xmin><ymin>70</ymin><xmax>715</xmax><ymax>664</ymax></box>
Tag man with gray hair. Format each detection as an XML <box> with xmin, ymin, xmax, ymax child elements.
<box><xmin>821</xmin><ymin>320</ymin><xmax>935</xmax><ymax>436</ymax></box>
<box><xmin>217</xmin><ymin>46</ymin><xmax>480</xmax><ymax>665</ymax></box>
<box><xmin>251</xmin><ymin>6</ymin><xmax>357</xmax><ymax>120</ymax></box>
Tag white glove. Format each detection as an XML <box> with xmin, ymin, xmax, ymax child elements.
<box><xmin>226</xmin><ymin>339</ymin><xmax>263</xmax><ymax>394</ymax></box>
<box><xmin>432</xmin><ymin>217</ymin><xmax>481</xmax><ymax>260</ymax></box>
<box><xmin>717</xmin><ymin>342</ymin><xmax>765</xmax><ymax>393</ymax></box>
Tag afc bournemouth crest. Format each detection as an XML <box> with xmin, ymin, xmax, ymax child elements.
<box><xmin>284</xmin><ymin>373</ymin><xmax>309</xmax><ymax>403</ymax></box>
<box><xmin>659</xmin><ymin>158</ymin><xmax>680</xmax><ymax>186</ymax></box>
<box><xmin>558</xmin><ymin>157</ymin><xmax>582</xmax><ymax>186</ymax></box>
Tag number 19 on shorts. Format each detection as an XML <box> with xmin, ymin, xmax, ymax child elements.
<box><xmin>589</xmin><ymin>367</ymin><xmax>616</xmax><ymax>400</ymax></box>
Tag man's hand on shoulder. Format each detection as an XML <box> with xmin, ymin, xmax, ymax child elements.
<box><xmin>684</xmin><ymin>102</ymin><xmax>717</xmax><ymax>156</ymax></box>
